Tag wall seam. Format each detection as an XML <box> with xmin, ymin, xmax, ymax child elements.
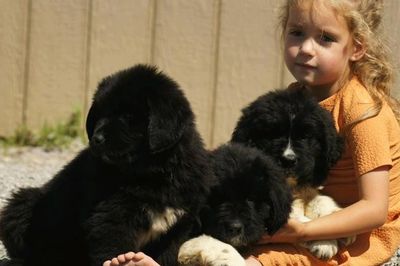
<box><xmin>83</xmin><ymin>0</ymin><xmax>93</xmax><ymax>117</ymax></box>
<box><xmin>22</xmin><ymin>0</ymin><xmax>33</xmax><ymax>126</ymax></box>
<box><xmin>209</xmin><ymin>0</ymin><xmax>222</xmax><ymax>148</ymax></box>
<box><xmin>149</xmin><ymin>0</ymin><xmax>158</xmax><ymax>64</ymax></box>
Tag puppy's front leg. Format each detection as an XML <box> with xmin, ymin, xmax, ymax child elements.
<box><xmin>290</xmin><ymin>198</ymin><xmax>340</xmax><ymax>260</ymax></box>
<box><xmin>304</xmin><ymin>195</ymin><xmax>341</xmax><ymax>219</ymax></box>
<box><xmin>178</xmin><ymin>235</ymin><xmax>245</xmax><ymax>266</ymax></box>
<box><xmin>85</xmin><ymin>195</ymin><xmax>143</xmax><ymax>266</ymax></box>
<box><xmin>305</xmin><ymin>195</ymin><xmax>356</xmax><ymax>248</ymax></box>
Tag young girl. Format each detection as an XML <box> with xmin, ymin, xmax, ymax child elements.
<box><xmin>246</xmin><ymin>0</ymin><xmax>400</xmax><ymax>265</ymax></box>
<box><xmin>104</xmin><ymin>0</ymin><xmax>400</xmax><ymax>265</ymax></box>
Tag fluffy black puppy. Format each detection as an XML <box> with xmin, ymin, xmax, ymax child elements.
<box><xmin>204</xmin><ymin>143</ymin><xmax>292</xmax><ymax>246</ymax></box>
<box><xmin>178</xmin><ymin>143</ymin><xmax>292</xmax><ymax>265</ymax></box>
<box><xmin>0</xmin><ymin>65</ymin><xmax>213</xmax><ymax>266</ymax></box>
<box><xmin>231</xmin><ymin>88</ymin><xmax>350</xmax><ymax>260</ymax></box>
<box><xmin>232</xmin><ymin>88</ymin><xmax>343</xmax><ymax>190</ymax></box>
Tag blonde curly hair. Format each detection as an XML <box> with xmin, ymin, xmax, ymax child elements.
<box><xmin>279</xmin><ymin>0</ymin><xmax>400</xmax><ymax>124</ymax></box>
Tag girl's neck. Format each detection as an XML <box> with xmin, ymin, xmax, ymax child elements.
<box><xmin>304</xmin><ymin>73</ymin><xmax>353</xmax><ymax>101</ymax></box>
<box><xmin>305</xmin><ymin>83</ymin><xmax>341</xmax><ymax>101</ymax></box>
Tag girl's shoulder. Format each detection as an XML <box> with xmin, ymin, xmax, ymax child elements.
<box><xmin>338</xmin><ymin>78</ymin><xmax>377</xmax><ymax>122</ymax></box>
<box><xmin>342</xmin><ymin>78</ymin><xmax>373</xmax><ymax>105</ymax></box>
<box><xmin>338</xmin><ymin>78</ymin><xmax>398</xmax><ymax>132</ymax></box>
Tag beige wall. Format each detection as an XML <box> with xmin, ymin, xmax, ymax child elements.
<box><xmin>1</xmin><ymin>0</ymin><xmax>399</xmax><ymax>148</ymax></box>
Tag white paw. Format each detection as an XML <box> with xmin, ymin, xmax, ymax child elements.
<box><xmin>305</xmin><ymin>239</ymin><xmax>338</xmax><ymax>260</ymax></box>
<box><xmin>178</xmin><ymin>235</ymin><xmax>245</xmax><ymax>266</ymax></box>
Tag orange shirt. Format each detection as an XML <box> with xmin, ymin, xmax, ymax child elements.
<box><xmin>252</xmin><ymin>78</ymin><xmax>400</xmax><ymax>265</ymax></box>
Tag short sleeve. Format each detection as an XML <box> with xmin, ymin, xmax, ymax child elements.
<box><xmin>346</xmin><ymin>105</ymin><xmax>392</xmax><ymax>177</ymax></box>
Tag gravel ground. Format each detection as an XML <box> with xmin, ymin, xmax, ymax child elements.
<box><xmin>0</xmin><ymin>141</ymin><xmax>84</xmax><ymax>259</ymax></box>
<box><xmin>0</xmin><ymin>142</ymin><xmax>399</xmax><ymax>265</ymax></box>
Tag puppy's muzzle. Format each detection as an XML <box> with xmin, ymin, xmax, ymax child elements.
<box><xmin>227</xmin><ymin>220</ymin><xmax>244</xmax><ymax>236</ymax></box>
<box><xmin>282</xmin><ymin>143</ymin><xmax>297</xmax><ymax>168</ymax></box>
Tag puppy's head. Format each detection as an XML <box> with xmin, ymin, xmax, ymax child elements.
<box><xmin>202</xmin><ymin>143</ymin><xmax>292</xmax><ymax>248</ymax></box>
<box><xmin>86</xmin><ymin>64</ymin><xmax>194</xmax><ymax>164</ymax></box>
<box><xmin>232</xmin><ymin>89</ymin><xmax>343</xmax><ymax>187</ymax></box>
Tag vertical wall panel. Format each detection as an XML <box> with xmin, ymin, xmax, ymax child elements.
<box><xmin>384</xmin><ymin>1</ymin><xmax>400</xmax><ymax>97</ymax></box>
<box><xmin>153</xmin><ymin>0</ymin><xmax>218</xmax><ymax>147</ymax></box>
<box><xmin>0</xmin><ymin>0</ymin><xmax>28</xmax><ymax>136</ymax></box>
<box><xmin>212</xmin><ymin>0</ymin><xmax>283</xmax><ymax>147</ymax></box>
<box><xmin>87</xmin><ymin>0</ymin><xmax>154</xmax><ymax>108</ymax></box>
<box><xmin>25</xmin><ymin>0</ymin><xmax>89</xmax><ymax>132</ymax></box>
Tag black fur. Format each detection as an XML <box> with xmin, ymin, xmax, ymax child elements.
<box><xmin>232</xmin><ymin>88</ymin><xmax>343</xmax><ymax>188</ymax></box>
<box><xmin>201</xmin><ymin>143</ymin><xmax>292</xmax><ymax>249</ymax></box>
<box><xmin>0</xmin><ymin>65</ymin><xmax>213</xmax><ymax>266</ymax></box>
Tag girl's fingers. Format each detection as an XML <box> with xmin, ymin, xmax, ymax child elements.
<box><xmin>103</xmin><ymin>260</ymin><xmax>111</xmax><ymax>266</ymax></box>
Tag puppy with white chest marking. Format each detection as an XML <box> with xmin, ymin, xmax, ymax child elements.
<box><xmin>0</xmin><ymin>65</ymin><xmax>213</xmax><ymax>266</ymax></box>
<box><xmin>232</xmin><ymin>88</ymin><xmax>356</xmax><ymax>260</ymax></box>
<box><xmin>178</xmin><ymin>143</ymin><xmax>292</xmax><ymax>266</ymax></box>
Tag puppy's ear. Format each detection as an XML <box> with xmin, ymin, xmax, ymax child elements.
<box><xmin>266</xmin><ymin>181</ymin><xmax>292</xmax><ymax>234</ymax></box>
<box><xmin>147</xmin><ymin>96</ymin><xmax>193</xmax><ymax>154</ymax></box>
<box><xmin>320</xmin><ymin>110</ymin><xmax>343</xmax><ymax>165</ymax></box>
<box><xmin>313</xmin><ymin>110</ymin><xmax>344</xmax><ymax>185</ymax></box>
<box><xmin>85</xmin><ymin>103</ymin><xmax>99</xmax><ymax>140</ymax></box>
<box><xmin>231</xmin><ymin>109</ymin><xmax>256</xmax><ymax>146</ymax></box>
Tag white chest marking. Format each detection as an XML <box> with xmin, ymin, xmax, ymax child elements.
<box><xmin>137</xmin><ymin>207</ymin><xmax>186</xmax><ymax>248</ymax></box>
<box><xmin>149</xmin><ymin>207</ymin><xmax>185</xmax><ymax>233</ymax></box>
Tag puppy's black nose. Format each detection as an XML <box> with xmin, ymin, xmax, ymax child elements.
<box><xmin>281</xmin><ymin>156</ymin><xmax>297</xmax><ymax>168</ymax></box>
<box><xmin>228</xmin><ymin>221</ymin><xmax>244</xmax><ymax>236</ymax></box>
<box><xmin>92</xmin><ymin>133</ymin><xmax>105</xmax><ymax>146</ymax></box>
<box><xmin>284</xmin><ymin>153</ymin><xmax>296</xmax><ymax>162</ymax></box>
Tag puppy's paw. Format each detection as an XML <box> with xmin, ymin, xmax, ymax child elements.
<box><xmin>339</xmin><ymin>235</ymin><xmax>356</xmax><ymax>246</ymax></box>
<box><xmin>178</xmin><ymin>235</ymin><xmax>245</xmax><ymax>266</ymax></box>
<box><xmin>305</xmin><ymin>240</ymin><xmax>338</xmax><ymax>260</ymax></box>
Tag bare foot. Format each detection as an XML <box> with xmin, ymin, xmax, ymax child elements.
<box><xmin>103</xmin><ymin>252</ymin><xmax>160</xmax><ymax>266</ymax></box>
<box><xmin>245</xmin><ymin>256</ymin><xmax>263</xmax><ymax>266</ymax></box>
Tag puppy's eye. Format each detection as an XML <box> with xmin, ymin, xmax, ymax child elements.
<box><xmin>123</xmin><ymin>114</ymin><xmax>135</xmax><ymax>120</ymax></box>
<box><xmin>297</xmin><ymin>131</ymin><xmax>313</xmax><ymax>139</ymax></box>
<box><xmin>293</xmin><ymin>123</ymin><xmax>316</xmax><ymax>139</ymax></box>
<box><xmin>256</xmin><ymin>203</ymin><xmax>271</xmax><ymax>215</ymax></box>
<box><xmin>119</xmin><ymin>114</ymin><xmax>136</xmax><ymax>124</ymax></box>
<box><xmin>263</xmin><ymin>127</ymin><xmax>285</xmax><ymax>139</ymax></box>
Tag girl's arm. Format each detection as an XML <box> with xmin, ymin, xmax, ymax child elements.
<box><xmin>261</xmin><ymin>165</ymin><xmax>389</xmax><ymax>243</ymax></box>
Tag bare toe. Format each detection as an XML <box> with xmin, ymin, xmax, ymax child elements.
<box><xmin>111</xmin><ymin>257</ymin><xmax>120</xmax><ymax>266</ymax></box>
<box><xmin>134</xmin><ymin>252</ymin><xmax>146</xmax><ymax>260</ymax></box>
<box><xmin>117</xmin><ymin>254</ymin><xmax>127</xmax><ymax>263</ymax></box>
<box><xmin>124</xmin><ymin>252</ymin><xmax>136</xmax><ymax>261</ymax></box>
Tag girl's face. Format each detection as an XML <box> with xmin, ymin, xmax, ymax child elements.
<box><xmin>283</xmin><ymin>1</ymin><xmax>359</xmax><ymax>98</ymax></box>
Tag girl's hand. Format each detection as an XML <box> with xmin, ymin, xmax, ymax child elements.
<box><xmin>259</xmin><ymin>218</ymin><xmax>306</xmax><ymax>244</ymax></box>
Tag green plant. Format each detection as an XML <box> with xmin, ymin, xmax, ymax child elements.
<box><xmin>0</xmin><ymin>110</ymin><xmax>86</xmax><ymax>150</ymax></box>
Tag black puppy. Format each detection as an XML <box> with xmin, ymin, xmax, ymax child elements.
<box><xmin>232</xmin><ymin>88</ymin><xmax>343</xmax><ymax>190</ymax></box>
<box><xmin>178</xmin><ymin>143</ymin><xmax>292</xmax><ymax>265</ymax></box>
<box><xmin>0</xmin><ymin>65</ymin><xmax>213</xmax><ymax>266</ymax></box>
<box><xmin>204</xmin><ymin>143</ymin><xmax>292</xmax><ymax>245</ymax></box>
<box><xmin>231</xmin><ymin>88</ymin><xmax>352</xmax><ymax>260</ymax></box>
